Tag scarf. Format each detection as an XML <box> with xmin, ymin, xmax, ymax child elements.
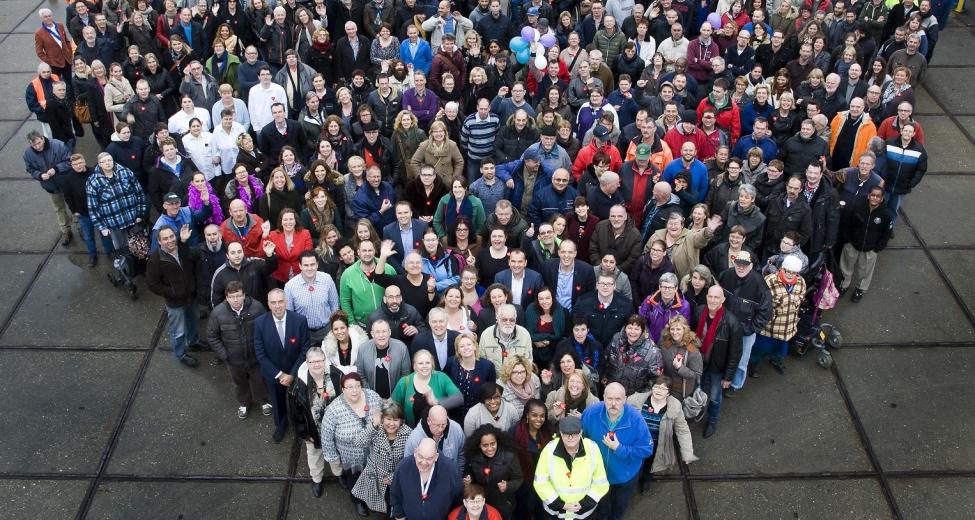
<box><xmin>509</xmin><ymin>376</ymin><xmax>537</xmax><ymax>402</ymax></box>
<box><xmin>312</xmin><ymin>38</ymin><xmax>331</xmax><ymax>52</ymax></box>
<box><xmin>188</xmin><ymin>182</ymin><xmax>225</xmax><ymax>226</ymax></box>
<box><xmin>444</xmin><ymin>196</ymin><xmax>472</xmax><ymax>230</ymax></box>
<box><xmin>778</xmin><ymin>269</ymin><xmax>798</xmax><ymax>288</ymax></box>
<box><xmin>695</xmin><ymin>306</ymin><xmax>724</xmax><ymax>358</ymax></box>
<box><xmin>236</xmin><ymin>175</ymin><xmax>265</xmax><ymax>212</ymax></box>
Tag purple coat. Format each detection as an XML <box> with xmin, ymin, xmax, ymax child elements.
<box><xmin>638</xmin><ymin>290</ymin><xmax>692</xmax><ymax>343</ymax></box>
<box><xmin>402</xmin><ymin>87</ymin><xmax>440</xmax><ymax>127</ymax></box>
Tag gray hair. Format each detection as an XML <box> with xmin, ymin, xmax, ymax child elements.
<box><xmin>306</xmin><ymin>346</ymin><xmax>326</xmax><ymax>361</ymax></box>
<box><xmin>428</xmin><ymin>307</ymin><xmax>447</xmax><ymax>322</ymax></box>
<box><xmin>738</xmin><ymin>183</ymin><xmax>757</xmax><ymax>198</ymax></box>
<box><xmin>659</xmin><ymin>272</ymin><xmax>679</xmax><ymax>287</ymax></box>
<box><xmin>498</xmin><ymin>304</ymin><xmax>517</xmax><ymax>319</ymax></box>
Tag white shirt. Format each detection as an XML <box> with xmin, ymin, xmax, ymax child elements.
<box><xmin>182</xmin><ymin>131</ymin><xmax>219</xmax><ymax>180</ymax></box>
<box><xmin>211</xmin><ymin>122</ymin><xmax>246</xmax><ymax>175</ymax></box>
<box><xmin>168</xmin><ymin>107</ymin><xmax>212</xmax><ymax>134</ymax></box>
<box><xmin>510</xmin><ymin>273</ymin><xmax>525</xmax><ymax>306</ymax></box>
<box><xmin>248</xmin><ymin>82</ymin><xmax>287</xmax><ymax>132</ymax></box>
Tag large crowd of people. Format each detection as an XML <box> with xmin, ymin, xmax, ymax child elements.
<box><xmin>25</xmin><ymin>0</ymin><xmax>944</xmax><ymax>517</ymax></box>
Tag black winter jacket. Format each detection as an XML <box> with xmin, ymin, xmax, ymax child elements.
<box><xmin>692</xmin><ymin>305</ymin><xmax>743</xmax><ymax>380</ymax></box>
<box><xmin>762</xmin><ymin>194</ymin><xmax>813</xmax><ymax>255</ymax></box>
<box><xmin>206</xmin><ymin>297</ymin><xmax>267</xmax><ymax>366</ymax></box>
<box><xmin>146</xmin><ymin>242</ymin><xmax>199</xmax><ymax>307</ymax></box>
<box><xmin>210</xmin><ymin>256</ymin><xmax>278</xmax><ymax>308</ymax></box>
<box><xmin>716</xmin><ymin>270</ymin><xmax>773</xmax><ymax>336</ymax></box>
<box><xmin>841</xmin><ymin>199</ymin><xmax>892</xmax><ymax>253</ymax></box>
<box><xmin>804</xmin><ymin>182</ymin><xmax>841</xmax><ymax>256</ymax></box>
<box><xmin>779</xmin><ymin>133</ymin><xmax>829</xmax><ymax>176</ymax></box>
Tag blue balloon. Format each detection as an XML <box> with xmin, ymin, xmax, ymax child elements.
<box><xmin>509</xmin><ymin>36</ymin><xmax>529</xmax><ymax>52</ymax></box>
<box><xmin>516</xmin><ymin>48</ymin><xmax>531</xmax><ymax>64</ymax></box>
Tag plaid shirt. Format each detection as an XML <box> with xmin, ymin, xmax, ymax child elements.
<box><xmin>85</xmin><ymin>165</ymin><xmax>148</xmax><ymax>231</ymax></box>
<box><xmin>760</xmin><ymin>274</ymin><xmax>807</xmax><ymax>340</ymax></box>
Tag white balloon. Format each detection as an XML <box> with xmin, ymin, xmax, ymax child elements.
<box><xmin>533</xmin><ymin>28</ymin><xmax>540</xmax><ymax>42</ymax></box>
<box><xmin>534</xmin><ymin>53</ymin><xmax>547</xmax><ymax>70</ymax></box>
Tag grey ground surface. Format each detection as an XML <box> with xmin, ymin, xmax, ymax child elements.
<box><xmin>1</xmin><ymin>1</ymin><xmax>973</xmax><ymax>519</ymax></box>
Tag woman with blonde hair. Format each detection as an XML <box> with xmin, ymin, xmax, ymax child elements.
<box><xmin>351</xmin><ymin>218</ymin><xmax>381</xmax><ymax>252</ymax></box>
<box><xmin>463</xmin><ymin>66</ymin><xmax>494</xmax><ymax>115</ymax></box>
<box><xmin>104</xmin><ymin>61</ymin><xmax>135</xmax><ymax>122</ymax></box>
<box><xmin>390</xmin><ymin>110</ymin><xmax>427</xmax><ymax>183</ymax></box>
<box><xmin>410</xmin><ymin>120</ymin><xmax>465</xmax><ymax>187</ymax></box>
<box><xmin>498</xmin><ymin>355</ymin><xmax>540</xmax><ymax>418</ymax></box>
<box><xmin>544</xmin><ymin>368</ymin><xmax>598</xmax><ymax>421</ymax></box>
<box><xmin>444</xmin><ymin>333</ymin><xmax>498</xmax><ymax>422</ymax></box>
<box><xmin>658</xmin><ymin>315</ymin><xmax>703</xmax><ymax>399</ymax></box>
<box><xmin>392</xmin><ymin>349</ymin><xmax>463</xmax><ymax>427</ymax></box>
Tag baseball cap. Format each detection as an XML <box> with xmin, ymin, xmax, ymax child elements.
<box><xmin>593</xmin><ymin>125</ymin><xmax>610</xmax><ymax>140</ymax></box>
<box><xmin>163</xmin><ymin>192</ymin><xmax>181</xmax><ymax>204</ymax></box>
<box><xmin>527</xmin><ymin>6</ymin><xmax>540</xmax><ymax>16</ymax></box>
<box><xmin>635</xmin><ymin>143</ymin><xmax>651</xmax><ymax>160</ymax></box>
<box><xmin>734</xmin><ymin>251</ymin><xmax>753</xmax><ymax>265</ymax></box>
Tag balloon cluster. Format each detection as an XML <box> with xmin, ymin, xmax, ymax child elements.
<box><xmin>509</xmin><ymin>26</ymin><xmax>559</xmax><ymax>67</ymax></box>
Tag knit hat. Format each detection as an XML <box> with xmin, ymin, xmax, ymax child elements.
<box><xmin>782</xmin><ymin>255</ymin><xmax>803</xmax><ymax>273</ymax></box>
<box><xmin>681</xmin><ymin>109</ymin><xmax>698</xmax><ymax>125</ymax></box>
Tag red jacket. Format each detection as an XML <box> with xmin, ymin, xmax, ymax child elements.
<box><xmin>267</xmin><ymin>229</ymin><xmax>313</xmax><ymax>282</ymax></box>
<box><xmin>663</xmin><ymin>126</ymin><xmax>711</xmax><ymax>162</ymax></box>
<box><xmin>572</xmin><ymin>141</ymin><xmax>623</xmax><ymax>182</ymax></box>
<box><xmin>876</xmin><ymin>116</ymin><xmax>925</xmax><ymax>145</ymax></box>
<box><xmin>697</xmin><ymin>97</ymin><xmax>741</xmax><ymax>147</ymax></box>
<box><xmin>220</xmin><ymin>214</ymin><xmax>267</xmax><ymax>259</ymax></box>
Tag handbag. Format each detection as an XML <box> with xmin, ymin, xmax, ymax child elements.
<box><xmin>74</xmin><ymin>100</ymin><xmax>93</xmax><ymax>124</ymax></box>
<box><xmin>681</xmin><ymin>379</ymin><xmax>708</xmax><ymax>423</ymax></box>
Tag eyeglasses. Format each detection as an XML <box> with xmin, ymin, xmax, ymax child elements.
<box><xmin>597</xmin><ymin>281</ymin><xmax>614</xmax><ymax>286</ymax></box>
<box><xmin>660</xmin><ymin>285</ymin><xmax>677</xmax><ymax>290</ymax></box>
<box><xmin>650</xmin><ymin>248</ymin><xmax>665</xmax><ymax>253</ymax></box>
<box><xmin>343</xmin><ymin>384</ymin><xmax>362</xmax><ymax>390</ymax></box>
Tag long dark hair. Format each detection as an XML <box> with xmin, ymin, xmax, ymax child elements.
<box><xmin>463</xmin><ymin>424</ymin><xmax>516</xmax><ymax>462</ymax></box>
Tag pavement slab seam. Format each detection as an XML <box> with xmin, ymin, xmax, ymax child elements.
<box><xmin>0</xmin><ymin>238</ymin><xmax>57</xmax><ymax>338</ymax></box>
<box><xmin>74</xmin><ymin>312</ymin><xmax>165</xmax><ymax>520</ymax></box>
<box><xmin>0</xmin><ymin>0</ymin><xmax>44</xmax><ymax>47</ymax></box>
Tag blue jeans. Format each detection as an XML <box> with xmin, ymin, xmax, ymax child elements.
<box><xmin>465</xmin><ymin>157</ymin><xmax>483</xmax><ymax>183</ymax></box>
<box><xmin>166</xmin><ymin>304</ymin><xmax>199</xmax><ymax>360</ymax></box>
<box><xmin>596</xmin><ymin>474</ymin><xmax>638</xmax><ymax>520</ymax></box>
<box><xmin>885</xmin><ymin>192</ymin><xmax>903</xmax><ymax>225</ymax></box>
<box><xmin>731</xmin><ymin>333</ymin><xmax>757</xmax><ymax>390</ymax></box>
<box><xmin>751</xmin><ymin>334</ymin><xmax>790</xmax><ymax>364</ymax></box>
<box><xmin>702</xmin><ymin>371</ymin><xmax>725</xmax><ymax>425</ymax></box>
<box><xmin>76</xmin><ymin>215</ymin><xmax>115</xmax><ymax>257</ymax></box>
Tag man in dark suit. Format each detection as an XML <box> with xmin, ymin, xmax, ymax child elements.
<box><xmin>409</xmin><ymin>308</ymin><xmax>459</xmax><ymax>371</ymax></box>
<box><xmin>334</xmin><ymin>21</ymin><xmax>372</xmax><ymax>84</ymax></box>
<box><xmin>494</xmin><ymin>249</ymin><xmax>544</xmax><ymax>308</ymax></box>
<box><xmin>381</xmin><ymin>201</ymin><xmax>428</xmax><ymax>273</ymax></box>
<box><xmin>540</xmin><ymin>239</ymin><xmax>596</xmax><ymax>314</ymax></box>
<box><xmin>170</xmin><ymin>8</ymin><xmax>207</xmax><ymax>61</ymax></box>
<box><xmin>254</xmin><ymin>288</ymin><xmax>311</xmax><ymax>442</ymax></box>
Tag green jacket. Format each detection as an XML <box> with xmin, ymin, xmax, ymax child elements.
<box><xmin>432</xmin><ymin>193</ymin><xmax>486</xmax><ymax>236</ymax></box>
<box><xmin>339</xmin><ymin>260</ymin><xmax>397</xmax><ymax>325</ymax></box>
<box><xmin>391</xmin><ymin>371</ymin><xmax>461</xmax><ymax>426</ymax></box>
<box><xmin>205</xmin><ymin>53</ymin><xmax>241</xmax><ymax>95</ymax></box>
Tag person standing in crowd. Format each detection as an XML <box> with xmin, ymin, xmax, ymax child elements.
<box><xmin>287</xmin><ymin>347</ymin><xmax>335</xmax><ymax>498</ymax></box>
<box><xmin>147</xmin><ymin>224</ymin><xmax>204</xmax><ymax>368</ymax></box>
<box><xmin>254</xmin><ymin>288</ymin><xmax>311</xmax><ymax>443</ymax></box>
<box><xmin>208</xmin><ymin>281</ymin><xmax>270</xmax><ymax>419</ymax></box>
<box><xmin>533</xmin><ymin>415</ymin><xmax>610</xmax><ymax>519</ymax></box>
<box><xmin>24</xmin><ymin>130</ymin><xmax>74</xmax><ymax>246</ymax></box>
<box><xmin>284</xmin><ymin>251</ymin><xmax>339</xmax><ymax>345</ymax></box>
<box><xmin>750</xmin><ymin>255</ymin><xmax>805</xmax><ymax>377</ymax></box>
<box><xmin>694</xmin><ymin>285</ymin><xmax>743</xmax><ymax>439</ymax></box>
<box><xmin>390</xmin><ymin>437</ymin><xmax>464</xmax><ymax>520</ymax></box>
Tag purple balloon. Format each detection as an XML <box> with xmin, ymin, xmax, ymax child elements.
<box><xmin>540</xmin><ymin>34</ymin><xmax>557</xmax><ymax>48</ymax></box>
<box><xmin>706</xmin><ymin>12</ymin><xmax>722</xmax><ymax>29</ymax></box>
<box><xmin>521</xmin><ymin>26</ymin><xmax>536</xmax><ymax>41</ymax></box>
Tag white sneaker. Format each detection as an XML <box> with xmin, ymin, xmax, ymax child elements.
<box><xmin>262</xmin><ymin>403</ymin><xmax>273</xmax><ymax>416</ymax></box>
<box><xmin>237</xmin><ymin>406</ymin><xmax>248</xmax><ymax>420</ymax></box>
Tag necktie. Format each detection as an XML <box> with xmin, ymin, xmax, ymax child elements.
<box><xmin>276</xmin><ymin>319</ymin><xmax>286</xmax><ymax>346</ymax></box>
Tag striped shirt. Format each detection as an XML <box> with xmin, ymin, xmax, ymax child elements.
<box><xmin>284</xmin><ymin>272</ymin><xmax>339</xmax><ymax>329</ymax></box>
<box><xmin>460</xmin><ymin>112</ymin><xmax>500</xmax><ymax>160</ymax></box>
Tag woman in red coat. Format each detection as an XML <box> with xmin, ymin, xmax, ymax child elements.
<box><xmin>267</xmin><ymin>207</ymin><xmax>313</xmax><ymax>284</ymax></box>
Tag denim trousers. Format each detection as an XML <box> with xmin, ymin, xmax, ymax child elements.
<box><xmin>731</xmin><ymin>333</ymin><xmax>757</xmax><ymax>390</ymax></box>
<box><xmin>76</xmin><ymin>214</ymin><xmax>115</xmax><ymax>257</ymax></box>
<box><xmin>165</xmin><ymin>304</ymin><xmax>199</xmax><ymax>360</ymax></box>
<box><xmin>596</xmin><ymin>474</ymin><xmax>638</xmax><ymax>520</ymax></box>
<box><xmin>702</xmin><ymin>371</ymin><xmax>725</xmax><ymax>425</ymax></box>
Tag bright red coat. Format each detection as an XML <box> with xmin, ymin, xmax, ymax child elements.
<box><xmin>267</xmin><ymin>229</ymin><xmax>312</xmax><ymax>282</ymax></box>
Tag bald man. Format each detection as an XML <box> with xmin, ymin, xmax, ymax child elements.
<box><xmin>694</xmin><ymin>285</ymin><xmax>743</xmax><ymax>439</ymax></box>
<box><xmin>391</xmin><ymin>435</ymin><xmax>463</xmax><ymax>520</ymax></box>
<box><xmin>580</xmin><ymin>382</ymin><xmax>652</xmax><ymax>519</ymax></box>
<box><xmin>403</xmin><ymin>405</ymin><xmax>466</xmax><ymax>468</ymax></box>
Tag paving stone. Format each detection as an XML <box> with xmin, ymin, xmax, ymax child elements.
<box><xmin>0</xmin><ymin>0</ymin><xmax>44</xmax><ymax>33</ymax></box>
<box><xmin>108</xmin><ymin>352</ymin><xmax>293</xmax><ymax>476</ymax></box>
<box><xmin>692</xmin><ymin>479</ymin><xmax>891</xmax><ymax>519</ymax></box>
<box><xmin>687</xmin><ymin>356</ymin><xmax>871</xmax><ymax>475</ymax></box>
<box><xmin>0</xmin><ymin>73</ymin><xmax>39</xmax><ymax>121</ymax></box>
<box><xmin>953</xmin><ymin>116</ymin><xmax>975</xmax><ymax>142</ymax></box>
<box><xmin>931</xmin><ymin>250</ymin><xmax>975</xmax><ymax>317</ymax></box>
<box><xmin>0</xmin><ymin>478</ymin><xmax>88</xmax><ymax>518</ymax></box>
<box><xmin>839</xmin><ymin>347</ymin><xmax>975</xmax><ymax>472</ymax></box>
<box><xmin>85</xmin><ymin>480</ymin><xmax>282</xmax><ymax>519</ymax></box>
<box><xmin>0</xmin><ymin>350</ymin><xmax>141</xmax><ymax>473</ymax></box>
<box><xmin>0</xmin><ymin>254</ymin><xmax>44</xmax><ymax>326</ymax></box>
<box><xmin>0</xmin><ymin>33</ymin><xmax>40</xmax><ymax>72</ymax></box>
<box><xmin>898</xmin><ymin>176</ymin><xmax>975</xmax><ymax>247</ymax></box>
<box><xmin>912</xmin><ymin>85</ymin><xmax>944</xmax><ymax>115</ymax></box>
<box><xmin>0</xmin><ymin>177</ymin><xmax>60</xmax><ymax>251</ymax></box>
<box><xmin>625</xmin><ymin>480</ymin><xmax>687</xmax><ymax>519</ymax></box>
<box><xmin>827</xmin><ymin>250</ymin><xmax>975</xmax><ymax>344</ymax></box>
<box><xmin>914</xmin><ymin>116</ymin><xmax>975</xmax><ymax>172</ymax></box>
<box><xmin>0</xmin><ymin>255</ymin><xmax>164</xmax><ymax>347</ymax></box>
<box><xmin>928</xmin><ymin>27</ymin><xmax>975</xmax><ymax>67</ymax></box>
<box><xmin>923</xmin><ymin>68</ymin><xmax>975</xmax><ymax>114</ymax></box>
<box><xmin>13</xmin><ymin>0</ymin><xmax>68</xmax><ymax>32</ymax></box>
<box><xmin>891</xmin><ymin>477</ymin><xmax>975</xmax><ymax>520</ymax></box>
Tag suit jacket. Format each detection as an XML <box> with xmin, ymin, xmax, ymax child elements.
<box><xmin>494</xmin><ymin>268</ymin><xmax>544</xmax><ymax>308</ymax></box>
<box><xmin>381</xmin><ymin>218</ymin><xmax>428</xmax><ymax>272</ymax></box>
<box><xmin>409</xmin><ymin>330</ymin><xmax>461</xmax><ymax>371</ymax></box>
<box><xmin>254</xmin><ymin>310</ymin><xmax>311</xmax><ymax>381</ymax></box>
<box><xmin>540</xmin><ymin>259</ymin><xmax>596</xmax><ymax>310</ymax></box>
<box><xmin>35</xmin><ymin>24</ymin><xmax>74</xmax><ymax>68</ymax></box>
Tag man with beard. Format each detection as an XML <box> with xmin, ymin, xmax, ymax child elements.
<box><xmin>366</xmin><ymin>285</ymin><xmax>427</xmax><ymax>345</ymax></box>
<box><xmin>478</xmin><ymin>304</ymin><xmax>534</xmax><ymax>373</ymax></box>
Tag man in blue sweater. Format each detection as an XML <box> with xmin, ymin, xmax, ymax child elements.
<box><xmin>662</xmin><ymin>141</ymin><xmax>709</xmax><ymax>203</ymax></box>
<box><xmin>581</xmin><ymin>382</ymin><xmax>653</xmax><ymax>520</ymax></box>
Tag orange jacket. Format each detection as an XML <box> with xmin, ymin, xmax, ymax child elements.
<box><xmin>828</xmin><ymin>111</ymin><xmax>877</xmax><ymax>167</ymax></box>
